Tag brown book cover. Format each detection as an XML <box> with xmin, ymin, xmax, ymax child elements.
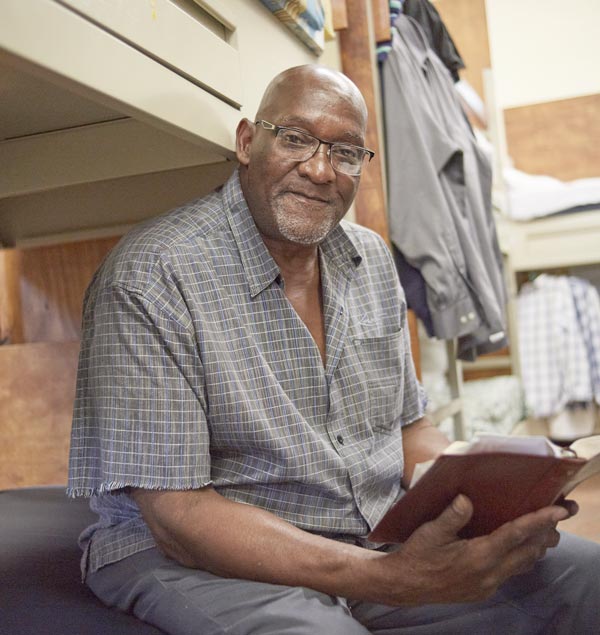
<box><xmin>368</xmin><ymin>435</ymin><xmax>600</xmax><ymax>543</ymax></box>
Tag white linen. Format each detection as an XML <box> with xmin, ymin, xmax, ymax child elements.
<box><xmin>504</xmin><ymin>167</ymin><xmax>600</xmax><ymax>221</ymax></box>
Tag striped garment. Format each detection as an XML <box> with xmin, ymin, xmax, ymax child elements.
<box><xmin>68</xmin><ymin>169</ymin><xmax>425</xmax><ymax>576</ymax></box>
<box><xmin>517</xmin><ymin>274</ymin><xmax>600</xmax><ymax>418</ymax></box>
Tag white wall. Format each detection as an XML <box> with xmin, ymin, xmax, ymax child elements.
<box><xmin>486</xmin><ymin>0</ymin><xmax>600</xmax><ymax>109</ymax></box>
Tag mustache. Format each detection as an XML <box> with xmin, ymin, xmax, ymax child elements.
<box><xmin>286</xmin><ymin>189</ymin><xmax>331</xmax><ymax>203</ymax></box>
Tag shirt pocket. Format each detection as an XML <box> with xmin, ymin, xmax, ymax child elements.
<box><xmin>351</xmin><ymin>328</ymin><xmax>405</xmax><ymax>433</ymax></box>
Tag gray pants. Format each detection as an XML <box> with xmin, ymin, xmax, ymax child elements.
<box><xmin>87</xmin><ymin>532</ymin><xmax>600</xmax><ymax>635</ymax></box>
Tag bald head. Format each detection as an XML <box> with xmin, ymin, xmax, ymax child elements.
<box><xmin>256</xmin><ymin>65</ymin><xmax>368</xmax><ymax>128</ymax></box>
<box><xmin>235</xmin><ymin>64</ymin><xmax>369</xmax><ymax>248</ymax></box>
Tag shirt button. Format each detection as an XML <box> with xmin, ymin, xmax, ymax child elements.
<box><xmin>460</xmin><ymin>315</ymin><xmax>468</xmax><ymax>324</ymax></box>
<box><xmin>336</xmin><ymin>434</ymin><xmax>344</xmax><ymax>445</ymax></box>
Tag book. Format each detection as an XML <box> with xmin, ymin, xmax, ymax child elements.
<box><xmin>368</xmin><ymin>434</ymin><xmax>600</xmax><ymax>543</ymax></box>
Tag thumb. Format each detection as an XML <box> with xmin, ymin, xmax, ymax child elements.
<box><xmin>430</xmin><ymin>494</ymin><xmax>473</xmax><ymax>542</ymax></box>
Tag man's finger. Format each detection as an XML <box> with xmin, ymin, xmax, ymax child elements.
<box><xmin>491</xmin><ymin>505</ymin><xmax>569</xmax><ymax>552</ymax></box>
<box><xmin>421</xmin><ymin>494</ymin><xmax>474</xmax><ymax>544</ymax></box>
<box><xmin>557</xmin><ymin>498</ymin><xmax>579</xmax><ymax>518</ymax></box>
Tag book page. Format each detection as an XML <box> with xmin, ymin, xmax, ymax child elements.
<box><xmin>461</xmin><ymin>434</ymin><xmax>559</xmax><ymax>456</ymax></box>
<box><xmin>561</xmin><ymin>453</ymin><xmax>600</xmax><ymax>496</ymax></box>
<box><xmin>570</xmin><ymin>435</ymin><xmax>600</xmax><ymax>460</ymax></box>
<box><xmin>410</xmin><ymin>434</ymin><xmax>559</xmax><ymax>488</ymax></box>
<box><xmin>409</xmin><ymin>440</ymin><xmax>467</xmax><ymax>488</ymax></box>
<box><xmin>408</xmin><ymin>434</ymin><xmax>600</xmax><ymax>490</ymax></box>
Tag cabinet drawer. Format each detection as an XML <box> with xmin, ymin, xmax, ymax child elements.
<box><xmin>58</xmin><ymin>0</ymin><xmax>242</xmax><ymax>106</ymax></box>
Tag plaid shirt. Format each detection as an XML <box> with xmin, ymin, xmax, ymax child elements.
<box><xmin>517</xmin><ymin>274</ymin><xmax>600</xmax><ymax>417</ymax></box>
<box><xmin>570</xmin><ymin>277</ymin><xmax>600</xmax><ymax>405</ymax></box>
<box><xmin>68</xmin><ymin>170</ymin><xmax>425</xmax><ymax>575</ymax></box>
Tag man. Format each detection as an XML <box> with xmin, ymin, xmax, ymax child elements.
<box><xmin>68</xmin><ymin>65</ymin><xmax>599</xmax><ymax>634</ymax></box>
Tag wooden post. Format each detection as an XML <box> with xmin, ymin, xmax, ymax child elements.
<box><xmin>336</xmin><ymin>0</ymin><xmax>421</xmax><ymax>378</ymax></box>
<box><xmin>331</xmin><ymin>0</ymin><xmax>349</xmax><ymax>30</ymax></box>
<box><xmin>337</xmin><ymin>0</ymin><xmax>389</xmax><ymax>244</ymax></box>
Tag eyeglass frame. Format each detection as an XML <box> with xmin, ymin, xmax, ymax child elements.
<box><xmin>254</xmin><ymin>119</ymin><xmax>375</xmax><ymax>176</ymax></box>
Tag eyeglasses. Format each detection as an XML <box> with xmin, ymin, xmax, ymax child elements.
<box><xmin>254</xmin><ymin>120</ymin><xmax>374</xmax><ymax>176</ymax></box>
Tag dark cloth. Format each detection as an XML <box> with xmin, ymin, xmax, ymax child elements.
<box><xmin>377</xmin><ymin>0</ymin><xmax>465</xmax><ymax>81</ymax></box>
<box><xmin>392</xmin><ymin>244</ymin><xmax>434</xmax><ymax>337</ymax></box>
<box><xmin>403</xmin><ymin>0</ymin><xmax>465</xmax><ymax>81</ymax></box>
<box><xmin>0</xmin><ymin>487</ymin><xmax>164</xmax><ymax>635</ymax></box>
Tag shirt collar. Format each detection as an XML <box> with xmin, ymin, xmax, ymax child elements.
<box><xmin>320</xmin><ymin>222</ymin><xmax>363</xmax><ymax>277</ymax></box>
<box><xmin>223</xmin><ymin>170</ymin><xmax>280</xmax><ymax>298</ymax></box>
<box><xmin>223</xmin><ymin>169</ymin><xmax>362</xmax><ymax>298</ymax></box>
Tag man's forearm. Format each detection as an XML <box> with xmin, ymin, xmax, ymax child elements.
<box><xmin>400</xmin><ymin>416</ymin><xmax>451</xmax><ymax>487</ymax></box>
<box><xmin>131</xmin><ymin>478</ymin><xmax>570</xmax><ymax>608</ymax></box>
<box><xmin>132</xmin><ymin>486</ymin><xmax>388</xmax><ymax>602</ymax></box>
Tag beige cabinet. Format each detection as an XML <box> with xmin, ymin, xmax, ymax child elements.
<box><xmin>0</xmin><ymin>0</ymin><xmax>321</xmax><ymax>227</ymax></box>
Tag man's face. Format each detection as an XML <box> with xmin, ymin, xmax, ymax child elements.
<box><xmin>237</xmin><ymin>81</ymin><xmax>366</xmax><ymax>248</ymax></box>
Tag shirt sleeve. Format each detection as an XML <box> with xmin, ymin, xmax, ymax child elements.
<box><xmin>68</xmin><ymin>272</ymin><xmax>211</xmax><ymax>497</ymax></box>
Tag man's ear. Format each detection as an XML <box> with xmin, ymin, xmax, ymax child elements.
<box><xmin>235</xmin><ymin>118</ymin><xmax>254</xmax><ymax>166</ymax></box>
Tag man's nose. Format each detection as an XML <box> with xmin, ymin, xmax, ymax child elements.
<box><xmin>297</xmin><ymin>143</ymin><xmax>336</xmax><ymax>183</ymax></box>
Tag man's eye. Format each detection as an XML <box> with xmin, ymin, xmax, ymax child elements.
<box><xmin>280</xmin><ymin>131</ymin><xmax>310</xmax><ymax>146</ymax></box>
<box><xmin>333</xmin><ymin>145</ymin><xmax>360</xmax><ymax>161</ymax></box>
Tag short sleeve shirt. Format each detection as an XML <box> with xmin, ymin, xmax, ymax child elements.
<box><xmin>68</xmin><ymin>170</ymin><xmax>426</xmax><ymax>575</ymax></box>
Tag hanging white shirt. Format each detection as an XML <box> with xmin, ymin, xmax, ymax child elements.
<box><xmin>517</xmin><ymin>275</ymin><xmax>594</xmax><ymax>418</ymax></box>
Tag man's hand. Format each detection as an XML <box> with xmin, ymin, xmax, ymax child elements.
<box><xmin>368</xmin><ymin>494</ymin><xmax>571</xmax><ymax>606</ymax></box>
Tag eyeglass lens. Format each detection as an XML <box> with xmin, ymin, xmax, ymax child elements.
<box><xmin>276</xmin><ymin>128</ymin><xmax>367</xmax><ymax>176</ymax></box>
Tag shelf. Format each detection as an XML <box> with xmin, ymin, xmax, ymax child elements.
<box><xmin>0</xmin><ymin>0</ymin><xmax>240</xmax><ymax>164</ymax></box>
<box><xmin>1</xmin><ymin>0</ymin><xmax>322</xmax><ymax>205</ymax></box>
<box><xmin>1</xmin><ymin>0</ymin><xmax>242</xmax><ymax>206</ymax></box>
<box><xmin>497</xmin><ymin>209</ymin><xmax>600</xmax><ymax>272</ymax></box>
<box><xmin>58</xmin><ymin>0</ymin><xmax>242</xmax><ymax>107</ymax></box>
<box><xmin>1</xmin><ymin>118</ymin><xmax>226</xmax><ymax>198</ymax></box>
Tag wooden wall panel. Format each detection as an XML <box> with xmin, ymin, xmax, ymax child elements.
<box><xmin>0</xmin><ymin>249</ymin><xmax>23</xmax><ymax>345</ymax></box>
<box><xmin>504</xmin><ymin>94</ymin><xmax>600</xmax><ymax>181</ymax></box>
<box><xmin>1</xmin><ymin>237</ymin><xmax>119</xmax><ymax>487</ymax></box>
<box><xmin>331</xmin><ymin>0</ymin><xmax>348</xmax><ymax>30</ymax></box>
<box><xmin>371</xmin><ymin>0</ymin><xmax>390</xmax><ymax>44</ymax></box>
<box><xmin>434</xmin><ymin>0</ymin><xmax>490</xmax><ymax>101</ymax></box>
<box><xmin>0</xmin><ymin>341</ymin><xmax>79</xmax><ymax>488</ymax></box>
<box><xmin>19</xmin><ymin>235</ymin><xmax>120</xmax><ymax>343</ymax></box>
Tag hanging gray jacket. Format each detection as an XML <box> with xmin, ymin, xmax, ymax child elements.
<box><xmin>382</xmin><ymin>14</ymin><xmax>507</xmax><ymax>360</ymax></box>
